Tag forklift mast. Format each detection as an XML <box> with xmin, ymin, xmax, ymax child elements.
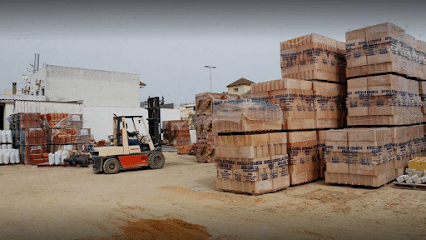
<box><xmin>147</xmin><ymin>97</ymin><xmax>161</xmax><ymax>148</ymax></box>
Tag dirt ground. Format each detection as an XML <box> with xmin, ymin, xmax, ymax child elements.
<box><xmin>1</xmin><ymin>152</ymin><xmax>426</xmax><ymax>240</ymax></box>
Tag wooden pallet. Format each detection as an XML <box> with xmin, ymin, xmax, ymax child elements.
<box><xmin>393</xmin><ymin>182</ymin><xmax>426</xmax><ymax>190</ymax></box>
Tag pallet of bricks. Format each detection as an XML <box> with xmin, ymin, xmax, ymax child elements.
<box><xmin>324</xmin><ymin>126</ymin><xmax>424</xmax><ymax>187</ymax></box>
<box><xmin>162</xmin><ymin>120</ymin><xmax>191</xmax><ymax>154</ymax></box>
<box><xmin>213</xmin><ymin>99</ymin><xmax>290</xmax><ymax>194</ymax></box>
<box><xmin>325</xmin><ymin>22</ymin><xmax>426</xmax><ymax>187</ymax></box>
<box><xmin>9</xmin><ymin>113</ymin><xmax>48</xmax><ymax>165</ymax></box>
<box><xmin>278</xmin><ymin>34</ymin><xmax>348</xmax><ymax>181</ymax></box>
<box><xmin>8</xmin><ymin>113</ymin><xmax>91</xmax><ymax>165</ymax></box>
<box><xmin>194</xmin><ymin>92</ymin><xmax>237</xmax><ymax>163</ymax></box>
<box><xmin>249</xmin><ymin>78</ymin><xmax>346</xmax><ymax>183</ymax></box>
<box><xmin>43</xmin><ymin>113</ymin><xmax>91</xmax><ymax>165</ymax></box>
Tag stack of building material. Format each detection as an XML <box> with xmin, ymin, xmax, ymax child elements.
<box><xmin>162</xmin><ymin>120</ymin><xmax>191</xmax><ymax>146</ymax></box>
<box><xmin>249</xmin><ymin>79</ymin><xmax>316</xmax><ymax>130</ymax></box>
<box><xmin>280</xmin><ymin>33</ymin><xmax>346</xmax><ymax>83</ymax></box>
<box><xmin>250</xmin><ymin>79</ymin><xmax>347</xmax><ymax>130</ymax></box>
<box><xmin>346</xmin><ymin>23</ymin><xmax>425</xmax><ymax>80</ymax></box>
<box><xmin>312</xmin><ymin>81</ymin><xmax>346</xmax><ymax>129</ymax></box>
<box><xmin>347</xmin><ymin>75</ymin><xmax>422</xmax><ymax>125</ymax></box>
<box><xmin>7</xmin><ymin>113</ymin><xmax>90</xmax><ymax>165</ymax></box>
<box><xmin>324</xmin><ymin>128</ymin><xmax>394</xmax><ymax>187</ymax></box>
<box><xmin>45</xmin><ymin>114</ymin><xmax>90</xmax><ymax>153</ymax></box>
<box><xmin>0</xmin><ymin>130</ymin><xmax>20</xmax><ymax>165</ymax></box>
<box><xmin>324</xmin><ymin>125</ymin><xmax>425</xmax><ymax>187</ymax></box>
<box><xmin>213</xmin><ymin>99</ymin><xmax>288</xmax><ymax>194</ymax></box>
<box><xmin>194</xmin><ymin>92</ymin><xmax>237</xmax><ymax>163</ymax></box>
<box><xmin>212</xmin><ymin>99</ymin><xmax>283</xmax><ymax>133</ymax></box>
<box><xmin>287</xmin><ymin>131</ymin><xmax>318</xmax><ymax>185</ymax></box>
<box><xmin>8</xmin><ymin>113</ymin><xmax>47</xmax><ymax>165</ymax></box>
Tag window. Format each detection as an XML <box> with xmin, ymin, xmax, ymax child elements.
<box><xmin>41</xmin><ymin>87</ymin><xmax>45</xmax><ymax>96</ymax></box>
<box><xmin>234</xmin><ymin>88</ymin><xmax>238</xmax><ymax>93</ymax></box>
<box><xmin>36</xmin><ymin>90</ymin><xmax>39</xmax><ymax>96</ymax></box>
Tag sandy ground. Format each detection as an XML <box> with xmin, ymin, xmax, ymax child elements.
<box><xmin>1</xmin><ymin>152</ymin><xmax>426</xmax><ymax>240</ymax></box>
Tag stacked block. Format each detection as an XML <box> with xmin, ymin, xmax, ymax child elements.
<box><xmin>215</xmin><ymin>132</ymin><xmax>289</xmax><ymax>194</ymax></box>
<box><xmin>249</xmin><ymin>78</ymin><xmax>346</xmax><ymax>130</ymax></box>
<box><xmin>249</xmin><ymin>79</ymin><xmax>315</xmax><ymax>130</ymax></box>
<box><xmin>212</xmin><ymin>99</ymin><xmax>283</xmax><ymax>133</ymax></box>
<box><xmin>8</xmin><ymin>113</ymin><xmax>90</xmax><ymax>165</ymax></box>
<box><xmin>347</xmin><ymin>74</ymin><xmax>422</xmax><ymax>126</ymax></box>
<box><xmin>324</xmin><ymin>128</ymin><xmax>393</xmax><ymax>187</ymax></box>
<box><xmin>280</xmin><ymin>33</ymin><xmax>346</xmax><ymax>83</ymax></box>
<box><xmin>313</xmin><ymin>81</ymin><xmax>346</xmax><ymax>129</ymax></box>
<box><xmin>346</xmin><ymin>23</ymin><xmax>426</xmax><ymax>80</ymax></box>
<box><xmin>194</xmin><ymin>92</ymin><xmax>237</xmax><ymax>163</ymax></box>
<box><xmin>287</xmin><ymin>131</ymin><xmax>319</xmax><ymax>185</ymax></box>
<box><xmin>213</xmin><ymin>99</ymin><xmax>289</xmax><ymax>194</ymax></box>
<box><xmin>162</xmin><ymin>120</ymin><xmax>191</xmax><ymax>146</ymax></box>
<box><xmin>324</xmin><ymin>125</ymin><xmax>425</xmax><ymax>187</ymax></box>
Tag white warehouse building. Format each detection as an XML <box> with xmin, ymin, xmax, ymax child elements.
<box><xmin>24</xmin><ymin>65</ymin><xmax>141</xmax><ymax>108</ymax></box>
<box><xmin>10</xmin><ymin>65</ymin><xmax>181</xmax><ymax>141</ymax></box>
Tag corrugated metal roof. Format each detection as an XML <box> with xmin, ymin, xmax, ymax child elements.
<box><xmin>0</xmin><ymin>94</ymin><xmax>82</xmax><ymax>104</ymax></box>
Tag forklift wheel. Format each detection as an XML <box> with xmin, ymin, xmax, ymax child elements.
<box><xmin>103</xmin><ymin>158</ymin><xmax>120</xmax><ymax>174</ymax></box>
<box><xmin>148</xmin><ymin>152</ymin><xmax>165</xmax><ymax>169</ymax></box>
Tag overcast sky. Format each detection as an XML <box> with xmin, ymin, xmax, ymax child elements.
<box><xmin>1</xmin><ymin>0</ymin><xmax>425</xmax><ymax>105</ymax></box>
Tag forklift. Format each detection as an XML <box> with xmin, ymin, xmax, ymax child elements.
<box><xmin>92</xmin><ymin>97</ymin><xmax>165</xmax><ymax>174</ymax></box>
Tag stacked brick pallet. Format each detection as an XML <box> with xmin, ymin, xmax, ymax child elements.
<box><xmin>163</xmin><ymin>120</ymin><xmax>191</xmax><ymax>147</ymax></box>
<box><xmin>280</xmin><ymin>33</ymin><xmax>346</xmax><ymax>83</ymax></box>
<box><xmin>346</xmin><ymin>23</ymin><xmax>425</xmax><ymax>80</ymax></box>
<box><xmin>8</xmin><ymin>113</ymin><xmax>91</xmax><ymax>165</ymax></box>
<box><xmin>324</xmin><ymin>126</ymin><xmax>425</xmax><ymax>187</ymax></box>
<box><xmin>43</xmin><ymin>114</ymin><xmax>90</xmax><ymax>154</ymax></box>
<box><xmin>213</xmin><ymin>99</ymin><xmax>290</xmax><ymax>194</ymax></box>
<box><xmin>194</xmin><ymin>92</ymin><xmax>237</xmax><ymax>163</ymax></box>
<box><xmin>324</xmin><ymin>22</ymin><xmax>426</xmax><ymax>187</ymax></box>
<box><xmin>250</xmin><ymin>79</ymin><xmax>346</xmax><ymax>130</ymax></box>
<box><xmin>9</xmin><ymin>113</ymin><xmax>47</xmax><ymax>165</ymax></box>
<box><xmin>347</xmin><ymin>75</ymin><xmax>422</xmax><ymax>125</ymax></box>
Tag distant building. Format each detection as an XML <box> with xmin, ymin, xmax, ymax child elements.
<box><xmin>4</xmin><ymin>89</ymin><xmax>22</xmax><ymax>95</ymax></box>
<box><xmin>23</xmin><ymin>65</ymin><xmax>145</xmax><ymax>108</ymax></box>
<box><xmin>226</xmin><ymin>78</ymin><xmax>254</xmax><ymax>96</ymax></box>
<box><xmin>9</xmin><ymin>65</ymin><xmax>182</xmax><ymax>140</ymax></box>
<box><xmin>177</xmin><ymin>103</ymin><xmax>195</xmax><ymax>129</ymax></box>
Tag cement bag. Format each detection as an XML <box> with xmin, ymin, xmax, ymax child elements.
<box><xmin>61</xmin><ymin>150</ymin><xmax>69</xmax><ymax>164</ymax></box>
<box><xmin>0</xmin><ymin>150</ymin><xmax>3</xmax><ymax>164</ymax></box>
<box><xmin>64</xmin><ymin>145</ymin><xmax>73</xmax><ymax>151</ymax></box>
<box><xmin>1</xmin><ymin>144</ymin><xmax>6</xmax><ymax>149</ymax></box>
<box><xmin>3</xmin><ymin>149</ymin><xmax>11</xmax><ymax>164</ymax></box>
<box><xmin>5</xmin><ymin>130</ymin><xmax>12</xmax><ymax>143</ymax></box>
<box><xmin>54</xmin><ymin>150</ymin><xmax>62</xmax><ymax>165</ymax></box>
<box><xmin>7</xmin><ymin>144</ymin><xmax>12</xmax><ymax>149</ymax></box>
<box><xmin>9</xmin><ymin>149</ymin><xmax>15</xmax><ymax>164</ymax></box>
<box><xmin>48</xmin><ymin>153</ymin><xmax>55</xmax><ymax>165</ymax></box>
<box><xmin>0</xmin><ymin>131</ymin><xmax>6</xmax><ymax>143</ymax></box>
<box><xmin>14</xmin><ymin>149</ymin><xmax>20</xmax><ymax>164</ymax></box>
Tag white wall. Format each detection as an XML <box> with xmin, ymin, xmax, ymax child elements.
<box><xmin>43</xmin><ymin>65</ymin><xmax>140</xmax><ymax>108</ymax></box>
<box><xmin>84</xmin><ymin>106</ymin><xmax>181</xmax><ymax>141</ymax></box>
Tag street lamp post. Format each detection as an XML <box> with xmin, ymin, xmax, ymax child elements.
<box><xmin>204</xmin><ymin>65</ymin><xmax>216</xmax><ymax>93</ymax></box>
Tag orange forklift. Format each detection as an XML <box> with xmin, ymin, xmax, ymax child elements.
<box><xmin>92</xmin><ymin>97</ymin><xmax>165</xmax><ymax>174</ymax></box>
